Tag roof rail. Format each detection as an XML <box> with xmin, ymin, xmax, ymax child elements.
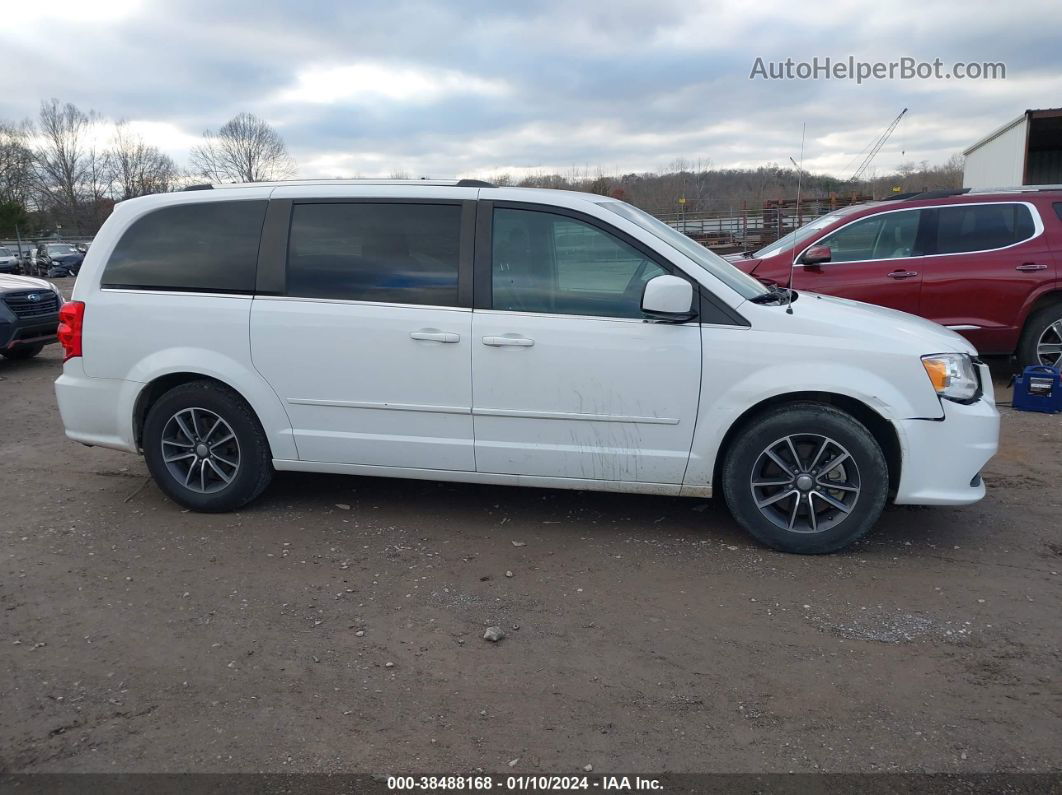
<box><xmin>901</xmin><ymin>189</ymin><xmax>971</xmax><ymax>201</ymax></box>
<box><xmin>183</xmin><ymin>178</ymin><xmax>497</xmax><ymax>190</ymax></box>
<box><xmin>965</xmin><ymin>184</ymin><xmax>1062</xmax><ymax>194</ymax></box>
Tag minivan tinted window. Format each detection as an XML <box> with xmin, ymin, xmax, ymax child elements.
<box><xmin>286</xmin><ymin>203</ymin><xmax>461</xmax><ymax>306</ymax></box>
<box><xmin>102</xmin><ymin>200</ymin><xmax>266</xmax><ymax>292</ymax></box>
<box><xmin>933</xmin><ymin>203</ymin><xmax>1035</xmax><ymax>254</ymax></box>
<box><xmin>493</xmin><ymin>207</ymin><xmax>670</xmax><ymax>318</ymax></box>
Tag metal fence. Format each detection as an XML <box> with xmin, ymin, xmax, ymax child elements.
<box><xmin>653</xmin><ymin>196</ymin><xmax>871</xmax><ymax>254</ymax></box>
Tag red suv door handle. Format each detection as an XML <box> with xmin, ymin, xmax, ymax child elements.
<box><xmin>1016</xmin><ymin>263</ymin><xmax>1048</xmax><ymax>272</ymax></box>
<box><xmin>887</xmin><ymin>270</ymin><xmax>919</xmax><ymax>279</ymax></box>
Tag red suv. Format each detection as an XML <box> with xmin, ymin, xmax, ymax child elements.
<box><xmin>732</xmin><ymin>188</ymin><xmax>1062</xmax><ymax>367</ymax></box>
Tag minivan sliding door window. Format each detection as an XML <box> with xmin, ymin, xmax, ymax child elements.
<box><xmin>286</xmin><ymin>203</ymin><xmax>462</xmax><ymax>307</ymax></box>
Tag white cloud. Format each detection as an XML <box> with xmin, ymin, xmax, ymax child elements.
<box><xmin>276</xmin><ymin>62</ymin><xmax>509</xmax><ymax>105</ymax></box>
<box><xmin>4</xmin><ymin>0</ymin><xmax>141</xmax><ymax>25</ymax></box>
<box><xmin>0</xmin><ymin>1</ymin><xmax>1058</xmax><ymax>180</ymax></box>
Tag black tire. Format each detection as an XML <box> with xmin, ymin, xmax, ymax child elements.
<box><xmin>142</xmin><ymin>380</ymin><xmax>273</xmax><ymax>512</ymax></box>
<box><xmin>0</xmin><ymin>344</ymin><xmax>44</xmax><ymax>360</ymax></box>
<box><xmin>722</xmin><ymin>402</ymin><xmax>889</xmax><ymax>554</ymax></box>
<box><xmin>1016</xmin><ymin>303</ymin><xmax>1062</xmax><ymax>369</ymax></box>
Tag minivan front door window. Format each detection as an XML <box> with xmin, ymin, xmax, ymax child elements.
<box><xmin>492</xmin><ymin>208</ymin><xmax>668</xmax><ymax>318</ymax></box>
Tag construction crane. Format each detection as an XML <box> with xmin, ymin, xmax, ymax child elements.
<box><xmin>849</xmin><ymin>108</ymin><xmax>907</xmax><ymax>182</ymax></box>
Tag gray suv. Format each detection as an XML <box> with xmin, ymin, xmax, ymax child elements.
<box><xmin>0</xmin><ymin>274</ymin><xmax>63</xmax><ymax>360</ymax></box>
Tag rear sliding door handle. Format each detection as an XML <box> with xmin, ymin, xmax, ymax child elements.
<box><xmin>482</xmin><ymin>335</ymin><xmax>534</xmax><ymax>347</ymax></box>
<box><xmin>410</xmin><ymin>330</ymin><xmax>460</xmax><ymax>343</ymax></box>
<box><xmin>887</xmin><ymin>270</ymin><xmax>919</xmax><ymax>280</ymax></box>
<box><xmin>1016</xmin><ymin>262</ymin><xmax>1048</xmax><ymax>272</ymax></box>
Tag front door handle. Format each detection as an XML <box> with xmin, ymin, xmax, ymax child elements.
<box><xmin>482</xmin><ymin>335</ymin><xmax>534</xmax><ymax>347</ymax></box>
<box><xmin>410</xmin><ymin>330</ymin><xmax>460</xmax><ymax>343</ymax></box>
<box><xmin>1016</xmin><ymin>262</ymin><xmax>1048</xmax><ymax>272</ymax></box>
<box><xmin>887</xmin><ymin>270</ymin><xmax>919</xmax><ymax>280</ymax></box>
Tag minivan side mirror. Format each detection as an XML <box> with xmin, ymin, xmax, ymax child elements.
<box><xmin>801</xmin><ymin>244</ymin><xmax>832</xmax><ymax>265</ymax></box>
<box><xmin>641</xmin><ymin>275</ymin><xmax>696</xmax><ymax>322</ymax></box>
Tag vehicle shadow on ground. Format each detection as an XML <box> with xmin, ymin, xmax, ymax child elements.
<box><xmin>256</xmin><ymin>469</ymin><xmax>753</xmax><ymax>545</ymax></box>
<box><xmin>239</xmin><ymin>469</ymin><xmax>981</xmax><ymax>556</ymax></box>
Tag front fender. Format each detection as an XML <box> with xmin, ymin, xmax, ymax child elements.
<box><xmin>683</xmin><ymin>344</ymin><xmax>940</xmax><ymax>489</ymax></box>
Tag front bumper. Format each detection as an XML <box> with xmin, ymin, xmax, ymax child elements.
<box><xmin>893</xmin><ymin>364</ymin><xmax>1000</xmax><ymax>506</ymax></box>
<box><xmin>0</xmin><ymin>317</ymin><xmax>60</xmax><ymax>350</ymax></box>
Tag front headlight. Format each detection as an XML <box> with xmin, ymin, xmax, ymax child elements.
<box><xmin>921</xmin><ymin>353</ymin><xmax>980</xmax><ymax>402</ymax></box>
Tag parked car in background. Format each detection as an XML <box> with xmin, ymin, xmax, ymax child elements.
<box><xmin>37</xmin><ymin>242</ymin><xmax>85</xmax><ymax>277</ymax></box>
<box><xmin>55</xmin><ymin>180</ymin><xmax>999</xmax><ymax>554</ymax></box>
<box><xmin>0</xmin><ymin>273</ymin><xmax>63</xmax><ymax>359</ymax></box>
<box><xmin>0</xmin><ymin>246</ymin><xmax>21</xmax><ymax>274</ymax></box>
<box><xmin>731</xmin><ymin>188</ymin><xmax>1062</xmax><ymax>367</ymax></box>
<box><xmin>19</xmin><ymin>247</ymin><xmax>39</xmax><ymax>274</ymax></box>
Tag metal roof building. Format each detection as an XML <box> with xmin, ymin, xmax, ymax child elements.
<box><xmin>962</xmin><ymin>108</ymin><xmax>1062</xmax><ymax>188</ymax></box>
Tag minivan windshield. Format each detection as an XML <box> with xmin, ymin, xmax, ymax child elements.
<box><xmin>47</xmin><ymin>244</ymin><xmax>79</xmax><ymax>255</ymax></box>
<box><xmin>752</xmin><ymin>203</ymin><xmax>873</xmax><ymax>259</ymax></box>
<box><xmin>598</xmin><ymin>201</ymin><xmax>768</xmax><ymax>299</ymax></box>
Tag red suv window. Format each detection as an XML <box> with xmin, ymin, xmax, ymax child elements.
<box><xmin>932</xmin><ymin>203</ymin><xmax>1035</xmax><ymax>254</ymax></box>
<box><xmin>815</xmin><ymin>209</ymin><xmax>922</xmax><ymax>262</ymax></box>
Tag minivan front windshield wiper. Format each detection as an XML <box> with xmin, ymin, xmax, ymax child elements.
<box><xmin>748</xmin><ymin>285</ymin><xmax>798</xmax><ymax>305</ymax></box>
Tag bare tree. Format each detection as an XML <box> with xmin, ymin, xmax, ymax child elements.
<box><xmin>0</xmin><ymin>121</ymin><xmax>35</xmax><ymax>206</ymax></box>
<box><xmin>84</xmin><ymin>141</ymin><xmax>113</xmax><ymax>231</ymax></box>
<box><xmin>33</xmin><ymin>99</ymin><xmax>94</xmax><ymax>232</ymax></box>
<box><xmin>190</xmin><ymin>112</ymin><xmax>295</xmax><ymax>183</ymax></box>
<box><xmin>111</xmin><ymin>121</ymin><xmax>178</xmax><ymax>200</ymax></box>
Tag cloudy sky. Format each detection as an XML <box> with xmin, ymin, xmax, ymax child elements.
<box><xmin>2</xmin><ymin>0</ymin><xmax>1060</xmax><ymax>180</ymax></box>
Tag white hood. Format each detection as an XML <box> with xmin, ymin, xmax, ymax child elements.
<box><xmin>783</xmin><ymin>292</ymin><xmax>979</xmax><ymax>356</ymax></box>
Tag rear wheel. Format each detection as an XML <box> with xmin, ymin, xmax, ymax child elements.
<box><xmin>1018</xmin><ymin>303</ymin><xmax>1062</xmax><ymax>368</ymax></box>
<box><xmin>142</xmin><ymin>380</ymin><xmax>273</xmax><ymax>512</ymax></box>
<box><xmin>722</xmin><ymin>402</ymin><xmax>889</xmax><ymax>554</ymax></box>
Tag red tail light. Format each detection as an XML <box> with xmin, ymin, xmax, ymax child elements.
<box><xmin>57</xmin><ymin>301</ymin><xmax>85</xmax><ymax>361</ymax></box>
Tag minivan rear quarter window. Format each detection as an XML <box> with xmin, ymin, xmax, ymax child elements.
<box><xmin>102</xmin><ymin>200</ymin><xmax>267</xmax><ymax>293</ymax></box>
<box><xmin>286</xmin><ymin>203</ymin><xmax>461</xmax><ymax>306</ymax></box>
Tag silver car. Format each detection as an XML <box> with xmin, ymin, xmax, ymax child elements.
<box><xmin>0</xmin><ymin>246</ymin><xmax>21</xmax><ymax>275</ymax></box>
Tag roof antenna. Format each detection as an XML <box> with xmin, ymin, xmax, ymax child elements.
<box><xmin>786</xmin><ymin>121</ymin><xmax>806</xmax><ymax>315</ymax></box>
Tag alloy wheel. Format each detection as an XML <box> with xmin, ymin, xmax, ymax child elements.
<box><xmin>749</xmin><ymin>434</ymin><xmax>860</xmax><ymax>534</ymax></box>
<box><xmin>160</xmin><ymin>407</ymin><xmax>241</xmax><ymax>494</ymax></box>
<box><xmin>1036</xmin><ymin>320</ymin><xmax>1062</xmax><ymax>367</ymax></box>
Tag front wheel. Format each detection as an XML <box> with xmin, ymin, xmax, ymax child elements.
<box><xmin>142</xmin><ymin>380</ymin><xmax>273</xmax><ymax>512</ymax></box>
<box><xmin>722</xmin><ymin>402</ymin><xmax>889</xmax><ymax>554</ymax></box>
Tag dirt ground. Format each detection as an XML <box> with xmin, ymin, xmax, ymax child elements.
<box><xmin>1</xmin><ymin>282</ymin><xmax>1060</xmax><ymax>775</ymax></box>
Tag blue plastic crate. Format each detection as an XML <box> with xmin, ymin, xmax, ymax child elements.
<box><xmin>1013</xmin><ymin>365</ymin><xmax>1062</xmax><ymax>414</ymax></box>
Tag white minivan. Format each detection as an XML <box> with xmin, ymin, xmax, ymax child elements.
<box><xmin>55</xmin><ymin>180</ymin><xmax>1000</xmax><ymax>554</ymax></box>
